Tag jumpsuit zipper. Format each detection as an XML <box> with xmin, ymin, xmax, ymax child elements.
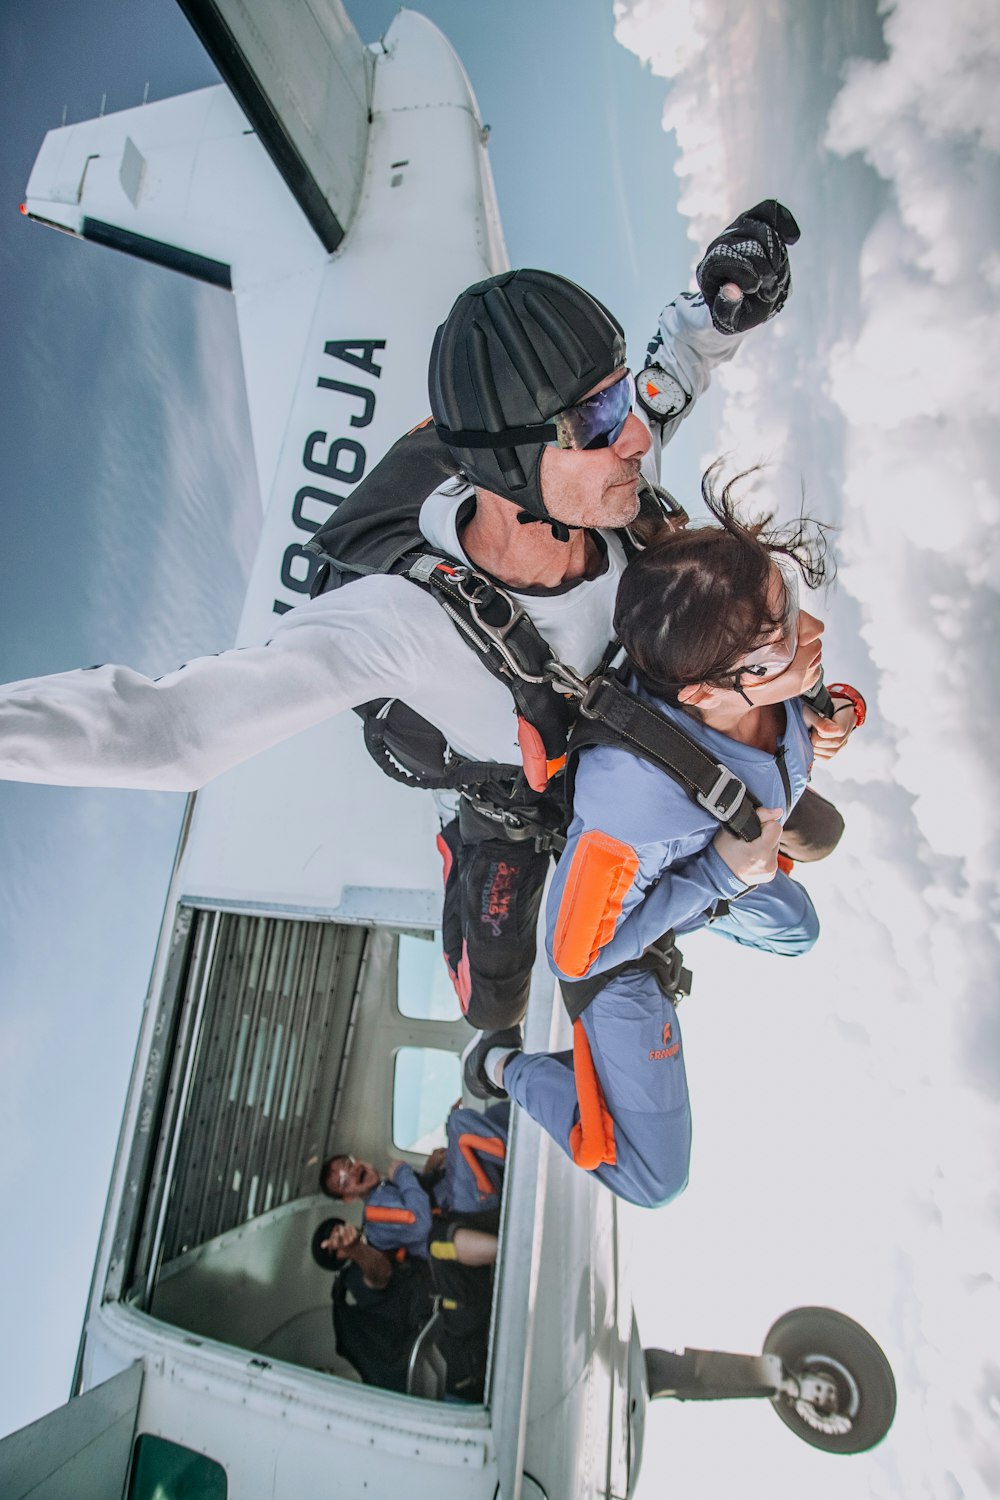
<box><xmin>774</xmin><ymin>744</ymin><xmax>792</xmax><ymax>814</ymax></box>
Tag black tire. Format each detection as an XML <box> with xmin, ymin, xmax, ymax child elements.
<box><xmin>763</xmin><ymin>1306</ymin><xmax>896</xmax><ymax>1455</ymax></box>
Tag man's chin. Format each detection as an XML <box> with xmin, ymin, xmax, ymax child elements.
<box><xmin>599</xmin><ymin>481</ymin><xmax>641</xmax><ymax>526</ymax></box>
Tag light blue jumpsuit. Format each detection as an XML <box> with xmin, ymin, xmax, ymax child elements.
<box><xmin>363</xmin><ymin>1105</ymin><xmax>509</xmax><ymax>1258</ymax></box>
<box><xmin>503</xmin><ymin>683</ymin><xmax>819</xmax><ymax>1209</ymax></box>
<box><xmin>362</xmin><ymin>1164</ymin><xmax>434</xmax><ymax>1259</ymax></box>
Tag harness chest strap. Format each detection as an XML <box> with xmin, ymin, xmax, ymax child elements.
<box><xmin>571</xmin><ymin>674</ymin><xmax>763</xmax><ymax>841</ymax></box>
<box><xmin>408</xmin><ymin>552</ymin><xmax>578</xmax><ymax>789</ymax></box>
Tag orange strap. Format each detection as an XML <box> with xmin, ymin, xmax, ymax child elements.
<box><xmin>457</xmin><ymin>1132</ymin><xmax>506</xmax><ymax>1198</ymax></box>
<box><xmin>568</xmin><ymin>1018</ymin><xmax>616</xmax><ymax>1170</ymax></box>
<box><xmin>552</xmin><ymin>830</ymin><xmax>640</xmax><ymax>978</ymax></box>
<box><xmin>364</xmin><ymin>1205</ymin><xmax>416</xmax><ymax>1226</ymax></box>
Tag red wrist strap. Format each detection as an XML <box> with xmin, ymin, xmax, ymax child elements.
<box><xmin>825</xmin><ymin>683</ymin><xmax>867</xmax><ymax>727</ymax></box>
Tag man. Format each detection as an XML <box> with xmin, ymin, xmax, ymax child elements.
<box><xmin>0</xmin><ymin>202</ymin><xmax>817</xmax><ymax>1032</ymax></box>
<box><xmin>311</xmin><ymin>1215</ymin><xmax>431</xmax><ymax>1393</ymax></box>
<box><xmin>319</xmin><ymin>1152</ymin><xmax>433</xmax><ymax>1260</ymax></box>
<box><xmin>313</xmin><ymin>1214</ymin><xmax>497</xmax><ymax>1400</ymax></box>
<box><xmin>464</xmin><ymin>474</ymin><xmax>865</xmax><ymax>1207</ymax></box>
<box><xmin>319</xmin><ymin>1100</ymin><xmax>509</xmax><ymax>1255</ymax></box>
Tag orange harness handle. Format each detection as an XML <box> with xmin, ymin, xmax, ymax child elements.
<box><xmin>457</xmin><ymin>1132</ymin><xmax>506</xmax><ymax>1198</ymax></box>
<box><xmin>364</xmin><ymin>1205</ymin><xmax>417</xmax><ymax>1226</ymax></box>
<box><xmin>568</xmin><ymin>1018</ymin><xmax>616</xmax><ymax>1170</ymax></box>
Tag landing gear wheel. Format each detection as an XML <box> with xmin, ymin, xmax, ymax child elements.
<box><xmin>763</xmin><ymin>1307</ymin><xmax>896</xmax><ymax>1454</ymax></box>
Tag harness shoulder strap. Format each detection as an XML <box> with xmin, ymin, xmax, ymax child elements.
<box><xmin>568</xmin><ymin>674</ymin><xmax>763</xmax><ymax>842</ymax></box>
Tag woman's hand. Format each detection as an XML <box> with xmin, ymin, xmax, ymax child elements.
<box><xmin>712</xmin><ymin>806</ymin><xmax>784</xmax><ymax>885</ymax></box>
<box><xmin>803</xmin><ymin>698</ymin><xmax>858</xmax><ymax>761</ymax></box>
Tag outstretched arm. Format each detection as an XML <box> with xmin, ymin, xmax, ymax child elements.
<box><xmin>0</xmin><ymin>581</ymin><xmax>417</xmax><ymax>792</ymax></box>
<box><xmin>322</xmin><ymin>1222</ymin><xmax>393</xmax><ymax>1290</ymax></box>
<box><xmin>640</xmin><ymin>200</ymin><xmax>801</xmax><ymax>476</ymax></box>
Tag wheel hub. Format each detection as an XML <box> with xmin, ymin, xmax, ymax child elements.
<box><xmin>789</xmin><ymin>1354</ymin><xmax>859</xmax><ymax>1437</ymax></box>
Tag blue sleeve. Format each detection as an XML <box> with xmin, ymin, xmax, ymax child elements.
<box><xmin>363</xmin><ymin>1171</ymin><xmax>433</xmax><ymax>1259</ymax></box>
<box><xmin>389</xmin><ymin>1164</ymin><xmax>433</xmax><ymax>1246</ymax></box>
<box><xmin>546</xmin><ymin>746</ymin><xmax>748</xmax><ymax>982</ymax></box>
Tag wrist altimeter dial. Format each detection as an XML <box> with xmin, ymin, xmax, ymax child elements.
<box><xmin>636</xmin><ymin>364</ymin><xmax>689</xmax><ymax>420</ymax></box>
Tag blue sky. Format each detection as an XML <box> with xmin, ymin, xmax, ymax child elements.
<box><xmin>2</xmin><ymin>1</ymin><xmax>999</xmax><ymax>1496</ymax></box>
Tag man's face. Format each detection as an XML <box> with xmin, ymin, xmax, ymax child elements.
<box><xmin>538</xmin><ymin>368</ymin><xmax>652</xmax><ymax>530</ymax></box>
<box><xmin>324</xmin><ymin>1155</ymin><xmax>380</xmax><ymax>1202</ymax></box>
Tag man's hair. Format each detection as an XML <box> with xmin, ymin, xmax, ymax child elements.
<box><xmin>319</xmin><ymin>1154</ymin><xmax>347</xmax><ymax>1199</ymax></box>
<box><xmin>614</xmin><ymin>461</ymin><xmax>830</xmax><ymax>705</ymax></box>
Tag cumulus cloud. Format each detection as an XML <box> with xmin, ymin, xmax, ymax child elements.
<box><xmin>615</xmin><ymin>1</ymin><xmax>1000</xmax><ymax>1494</ymax></box>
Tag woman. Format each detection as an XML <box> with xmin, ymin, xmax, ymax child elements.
<box><xmin>464</xmin><ymin>467</ymin><xmax>864</xmax><ymax>1208</ymax></box>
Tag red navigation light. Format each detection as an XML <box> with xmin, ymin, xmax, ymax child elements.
<box><xmin>19</xmin><ymin>202</ymin><xmax>27</xmax><ymax>215</ymax></box>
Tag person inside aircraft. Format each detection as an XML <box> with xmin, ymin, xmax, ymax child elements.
<box><xmin>463</xmin><ymin>468</ymin><xmax>864</xmax><ymax>1209</ymax></box>
<box><xmin>0</xmin><ymin>201</ymin><xmax>849</xmax><ymax>1049</ymax></box>
<box><xmin>319</xmin><ymin>1100</ymin><xmax>509</xmax><ymax>1260</ymax></box>
<box><xmin>313</xmin><ymin>1212</ymin><xmax>498</xmax><ymax>1401</ymax></box>
<box><xmin>312</xmin><ymin>1216</ymin><xmax>431</xmax><ymax>1393</ymax></box>
<box><xmin>319</xmin><ymin>1152</ymin><xmax>434</xmax><ymax>1261</ymax></box>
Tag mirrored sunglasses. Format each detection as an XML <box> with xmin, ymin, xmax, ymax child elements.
<box><xmin>547</xmin><ymin>370</ymin><xmax>635</xmax><ymax>450</ymax></box>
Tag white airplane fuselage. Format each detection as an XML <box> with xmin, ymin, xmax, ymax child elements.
<box><xmin>8</xmin><ymin>9</ymin><xmax>645</xmax><ymax>1500</ymax></box>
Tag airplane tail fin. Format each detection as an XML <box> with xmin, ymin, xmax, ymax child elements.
<box><xmin>22</xmin><ymin>0</ymin><xmax>372</xmax><ymax>279</ymax></box>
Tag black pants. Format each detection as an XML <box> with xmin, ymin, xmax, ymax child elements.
<box><xmin>437</xmin><ymin>802</ymin><xmax>551</xmax><ymax>1032</ymax></box>
<box><xmin>781</xmin><ymin>785</ymin><xmax>844</xmax><ymax>862</ymax></box>
<box><xmin>436</xmin><ymin>786</ymin><xmax>843</xmax><ymax>1033</ymax></box>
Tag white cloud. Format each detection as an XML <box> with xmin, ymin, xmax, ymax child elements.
<box><xmin>614</xmin><ymin>1</ymin><xmax>1000</xmax><ymax>1494</ymax></box>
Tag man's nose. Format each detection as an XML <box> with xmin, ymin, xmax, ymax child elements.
<box><xmin>613</xmin><ymin>411</ymin><xmax>651</xmax><ymax>459</ymax></box>
<box><xmin>799</xmin><ymin>610</ymin><xmax>824</xmax><ymax>643</ymax></box>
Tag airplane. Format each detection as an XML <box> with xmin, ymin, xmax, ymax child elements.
<box><xmin>0</xmin><ymin>4</ymin><xmax>896</xmax><ymax>1497</ymax></box>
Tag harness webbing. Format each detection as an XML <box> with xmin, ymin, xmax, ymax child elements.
<box><xmin>568</xmin><ymin>674</ymin><xmax>764</xmax><ymax>842</ymax></box>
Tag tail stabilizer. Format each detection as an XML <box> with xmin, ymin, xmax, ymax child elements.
<box><xmin>23</xmin><ymin>85</ymin><xmax>325</xmax><ymax>289</ymax></box>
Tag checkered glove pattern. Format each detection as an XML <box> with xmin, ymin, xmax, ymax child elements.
<box><xmin>696</xmin><ymin>200</ymin><xmax>801</xmax><ymax>334</ymax></box>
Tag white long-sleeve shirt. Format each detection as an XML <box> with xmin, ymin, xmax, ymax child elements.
<box><xmin>0</xmin><ymin>296</ymin><xmax>743</xmax><ymax>792</ymax></box>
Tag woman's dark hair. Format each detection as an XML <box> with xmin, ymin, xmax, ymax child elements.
<box><xmin>614</xmin><ymin>461</ymin><xmax>831</xmax><ymax>704</ymax></box>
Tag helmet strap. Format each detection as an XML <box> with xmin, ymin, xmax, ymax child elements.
<box><xmin>515</xmin><ymin>510</ymin><xmax>575</xmax><ymax>543</ymax></box>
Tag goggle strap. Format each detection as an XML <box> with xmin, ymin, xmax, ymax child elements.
<box><xmin>435</xmin><ymin>420</ymin><xmax>558</xmax><ymax>449</ymax></box>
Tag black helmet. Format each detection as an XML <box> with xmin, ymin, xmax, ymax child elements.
<box><xmin>429</xmin><ymin>269</ymin><xmax>626</xmax><ymax>533</ymax></box>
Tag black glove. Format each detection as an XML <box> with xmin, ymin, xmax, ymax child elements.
<box><xmin>696</xmin><ymin>200</ymin><xmax>801</xmax><ymax>334</ymax></box>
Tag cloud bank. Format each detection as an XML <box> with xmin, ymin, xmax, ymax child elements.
<box><xmin>614</xmin><ymin>1</ymin><xmax>1000</xmax><ymax>1495</ymax></box>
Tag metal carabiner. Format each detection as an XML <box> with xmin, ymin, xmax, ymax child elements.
<box><xmin>544</xmin><ymin>658</ymin><xmax>590</xmax><ymax>700</ymax></box>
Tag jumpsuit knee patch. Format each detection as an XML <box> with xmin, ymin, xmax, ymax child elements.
<box><xmin>552</xmin><ymin>830</ymin><xmax>639</xmax><ymax>978</ymax></box>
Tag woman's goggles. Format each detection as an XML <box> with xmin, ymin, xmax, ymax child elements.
<box><xmin>731</xmin><ymin>558</ymin><xmax>801</xmax><ymax>687</ymax></box>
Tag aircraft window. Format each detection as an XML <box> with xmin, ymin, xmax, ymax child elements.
<box><xmin>392</xmin><ymin>1046</ymin><xmax>462</xmax><ymax>1151</ymax></box>
<box><xmin>128</xmin><ymin>1434</ymin><xmax>226</xmax><ymax>1499</ymax></box>
<box><xmin>396</xmin><ymin>931</ymin><xmax>457</xmax><ymax>1020</ymax></box>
